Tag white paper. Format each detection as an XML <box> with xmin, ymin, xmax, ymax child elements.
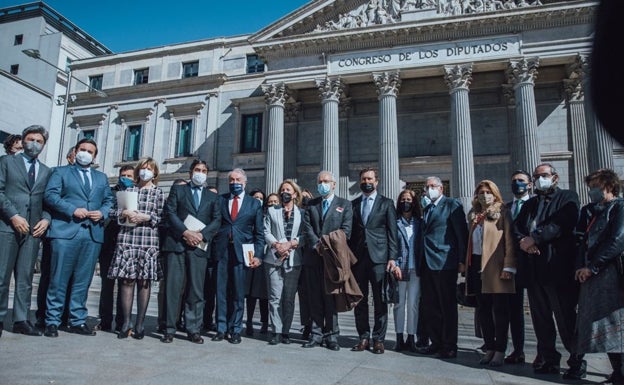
<box><xmin>184</xmin><ymin>214</ymin><xmax>208</xmax><ymax>251</ymax></box>
<box><xmin>242</xmin><ymin>243</ymin><xmax>255</xmax><ymax>267</ymax></box>
<box><xmin>116</xmin><ymin>191</ymin><xmax>139</xmax><ymax>227</ymax></box>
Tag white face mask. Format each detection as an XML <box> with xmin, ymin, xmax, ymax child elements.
<box><xmin>139</xmin><ymin>169</ymin><xmax>154</xmax><ymax>182</ymax></box>
<box><xmin>75</xmin><ymin>150</ymin><xmax>93</xmax><ymax>166</ymax></box>
<box><xmin>535</xmin><ymin>176</ymin><xmax>553</xmax><ymax>191</ymax></box>
<box><xmin>427</xmin><ymin>187</ymin><xmax>441</xmax><ymax>201</ymax></box>
<box><xmin>191</xmin><ymin>172</ymin><xmax>207</xmax><ymax>186</ymax></box>
<box><xmin>478</xmin><ymin>193</ymin><xmax>494</xmax><ymax>206</ymax></box>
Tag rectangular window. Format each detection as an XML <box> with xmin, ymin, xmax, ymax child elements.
<box><xmin>80</xmin><ymin>129</ymin><xmax>96</xmax><ymax>140</ymax></box>
<box><xmin>14</xmin><ymin>34</ymin><xmax>23</xmax><ymax>45</ymax></box>
<box><xmin>134</xmin><ymin>68</ymin><xmax>149</xmax><ymax>85</ymax></box>
<box><xmin>89</xmin><ymin>75</ymin><xmax>103</xmax><ymax>91</ymax></box>
<box><xmin>240</xmin><ymin>113</ymin><xmax>262</xmax><ymax>153</ymax></box>
<box><xmin>10</xmin><ymin>64</ymin><xmax>18</xmax><ymax>75</ymax></box>
<box><xmin>175</xmin><ymin>120</ymin><xmax>193</xmax><ymax>157</ymax></box>
<box><xmin>182</xmin><ymin>61</ymin><xmax>199</xmax><ymax>78</ymax></box>
<box><xmin>123</xmin><ymin>125</ymin><xmax>142</xmax><ymax>161</ymax></box>
<box><xmin>246</xmin><ymin>54</ymin><xmax>265</xmax><ymax>74</ymax></box>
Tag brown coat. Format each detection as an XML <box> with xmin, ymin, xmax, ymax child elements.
<box><xmin>465</xmin><ymin>203</ymin><xmax>516</xmax><ymax>294</ymax></box>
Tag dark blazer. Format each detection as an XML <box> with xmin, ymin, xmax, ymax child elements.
<box><xmin>214</xmin><ymin>193</ymin><xmax>264</xmax><ymax>263</ymax></box>
<box><xmin>302</xmin><ymin>195</ymin><xmax>353</xmax><ymax>266</ymax></box>
<box><xmin>162</xmin><ymin>184</ymin><xmax>222</xmax><ymax>257</ymax></box>
<box><xmin>0</xmin><ymin>154</ymin><xmax>51</xmax><ymax>232</ymax></box>
<box><xmin>514</xmin><ymin>187</ymin><xmax>580</xmax><ymax>285</ymax></box>
<box><xmin>505</xmin><ymin>199</ymin><xmax>529</xmax><ymax>288</ymax></box>
<box><xmin>422</xmin><ymin>195</ymin><xmax>468</xmax><ymax>271</ymax></box>
<box><xmin>349</xmin><ymin>193</ymin><xmax>398</xmax><ymax>264</ymax></box>
<box><xmin>397</xmin><ymin>216</ymin><xmax>424</xmax><ymax>277</ymax></box>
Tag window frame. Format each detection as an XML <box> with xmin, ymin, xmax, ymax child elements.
<box><xmin>89</xmin><ymin>75</ymin><xmax>103</xmax><ymax>91</ymax></box>
<box><xmin>174</xmin><ymin>119</ymin><xmax>194</xmax><ymax>157</ymax></box>
<box><xmin>133</xmin><ymin>68</ymin><xmax>149</xmax><ymax>85</ymax></box>
<box><xmin>239</xmin><ymin>113</ymin><xmax>263</xmax><ymax>153</ymax></box>
<box><xmin>123</xmin><ymin>124</ymin><xmax>143</xmax><ymax>162</ymax></box>
<box><xmin>14</xmin><ymin>34</ymin><xmax>23</xmax><ymax>45</ymax></box>
<box><xmin>182</xmin><ymin>61</ymin><xmax>199</xmax><ymax>78</ymax></box>
<box><xmin>9</xmin><ymin>64</ymin><xmax>19</xmax><ymax>75</ymax></box>
<box><xmin>246</xmin><ymin>54</ymin><xmax>265</xmax><ymax>74</ymax></box>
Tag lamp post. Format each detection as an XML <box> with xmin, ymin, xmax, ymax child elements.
<box><xmin>22</xmin><ymin>48</ymin><xmax>107</xmax><ymax>165</ymax></box>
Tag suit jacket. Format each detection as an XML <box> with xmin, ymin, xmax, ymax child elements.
<box><xmin>302</xmin><ymin>194</ymin><xmax>353</xmax><ymax>266</ymax></box>
<box><xmin>397</xmin><ymin>216</ymin><xmax>424</xmax><ymax>277</ymax></box>
<box><xmin>162</xmin><ymin>184</ymin><xmax>222</xmax><ymax>257</ymax></box>
<box><xmin>505</xmin><ymin>199</ymin><xmax>530</xmax><ymax>288</ymax></box>
<box><xmin>422</xmin><ymin>195</ymin><xmax>468</xmax><ymax>271</ymax></box>
<box><xmin>0</xmin><ymin>154</ymin><xmax>51</xmax><ymax>233</ymax></box>
<box><xmin>214</xmin><ymin>192</ymin><xmax>264</xmax><ymax>263</ymax></box>
<box><xmin>44</xmin><ymin>164</ymin><xmax>114</xmax><ymax>243</ymax></box>
<box><xmin>263</xmin><ymin>205</ymin><xmax>304</xmax><ymax>266</ymax></box>
<box><xmin>514</xmin><ymin>187</ymin><xmax>579</xmax><ymax>285</ymax></box>
<box><xmin>349</xmin><ymin>193</ymin><xmax>398</xmax><ymax>264</ymax></box>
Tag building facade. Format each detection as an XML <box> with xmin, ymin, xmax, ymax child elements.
<box><xmin>61</xmin><ymin>0</ymin><xmax>620</xmax><ymax>204</ymax></box>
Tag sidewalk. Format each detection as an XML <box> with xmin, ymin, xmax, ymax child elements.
<box><xmin>0</xmin><ymin>274</ymin><xmax>612</xmax><ymax>385</ymax></box>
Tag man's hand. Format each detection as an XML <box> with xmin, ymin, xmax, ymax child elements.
<box><xmin>32</xmin><ymin>219</ymin><xmax>49</xmax><ymax>238</ymax></box>
<box><xmin>87</xmin><ymin>210</ymin><xmax>103</xmax><ymax>222</ymax></box>
<box><xmin>519</xmin><ymin>236</ymin><xmax>540</xmax><ymax>255</ymax></box>
<box><xmin>500</xmin><ymin>271</ymin><xmax>513</xmax><ymax>280</ymax></box>
<box><xmin>73</xmin><ymin>208</ymin><xmax>89</xmax><ymax>220</ymax></box>
<box><xmin>387</xmin><ymin>260</ymin><xmax>402</xmax><ymax>280</ymax></box>
<box><xmin>10</xmin><ymin>215</ymin><xmax>29</xmax><ymax>234</ymax></box>
<box><xmin>182</xmin><ymin>230</ymin><xmax>203</xmax><ymax>247</ymax></box>
<box><xmin>575</xmin><ymin>267</ymin><xmax>593</xmax><ymax>283</ymax></box>
<box><xmin>250</xmin><ymin>257</ymin><xmax>262</xmax><ymax>268</ymax></box>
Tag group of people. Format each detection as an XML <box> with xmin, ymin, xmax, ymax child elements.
<box><xmin>0</xmin><ymin>125</ymin><xmax>623</xmax><ymax>384</ymax></box>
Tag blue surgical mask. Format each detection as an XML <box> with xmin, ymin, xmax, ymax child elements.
<box><xmin>317</xmin><ymin>182</ymin><xmax>331</xmax><ymax>197</ymax></box>
<box><xmin>229</xmin><ymin>183</ymin><xmax>244</xmax><ymax>196</ymax></box>
<box><xmin>118</xmin><ymin>177</ymin><xmax>134</xmax><ymax>189</ymax></box>
<box><xmin>588</xmin><ymin>187</ymin><xmax>605</xmax><ymax>204</ymax></box>
<box><xmin>420</xmin><ymin>195</ymin><xmax>431</xmax><ymax>208</ymax></box>
<box><xmin>511</xmin><ymin>180</ymin><xmax>528</xmax><ymax>196</ymax></box>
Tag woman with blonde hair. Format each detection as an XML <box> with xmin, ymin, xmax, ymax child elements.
<box><xmin>460</xmin><ymin>179</ymin><xmax>516</xmax><ymax>366</ymax></box>
<box><xmin>108</xmin><ymin>157</ymin><xmax>165</xmax><ymax>339</ymax></box>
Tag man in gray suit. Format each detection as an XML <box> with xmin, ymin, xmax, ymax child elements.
<box><xmin>0</xmin><ymin>125</ymin><xmax>51</xmax><ymax>337</ymax></box>
<box><xmin>302</xmin><ymin>170</ymin><xmax>353</xmax><ymax>351</ymax></box>
<box><xmin>349</xmin><ymin>168</ymin><xmax>398</xmax><ymax>354</ymax></box>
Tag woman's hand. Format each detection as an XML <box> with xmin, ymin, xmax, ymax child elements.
<box><xmin>575</xmin><ymin>267</ymin><xmax>593</xmax><ymax>283</ymax></box>
<box><xmin>499</xmin><ymin>271</ymin><xmax>512</xmax><ymax>280</ymax></box>
<box><xmin>387</xmin><ymin>260</ymin><xmax>402</xmax><ymax>280</ymax></box>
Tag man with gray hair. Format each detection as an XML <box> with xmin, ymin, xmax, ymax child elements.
<box><xmin>0</xmin><ymin>125</ymin><xmax>51</xmax><ymax>337</ymax></box>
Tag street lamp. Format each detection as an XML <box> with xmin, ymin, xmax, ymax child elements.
<box><xmin>22</xmin><ymin>48</ymin><xmax>107</xmax><ymax>165</ymax></box>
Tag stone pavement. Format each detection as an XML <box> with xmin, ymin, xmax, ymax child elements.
<box><xmin>0</xmin><ymin>274</ymin><xmax>612</xmax><ymax>385</ymax></box>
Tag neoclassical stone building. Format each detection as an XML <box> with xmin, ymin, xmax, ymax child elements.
<box><xmin>66</xmin><ymin>0</ymin><xmax>620</xmax><ymax>206</ymax></box>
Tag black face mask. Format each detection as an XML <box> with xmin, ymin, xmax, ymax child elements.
<box><xmin>301</xmin><ymin>197</ymin><xmax>310</xmax><ymax>207</ymax></box>
<box><xmin>280</xmin><ymin>192</ymin><xmax>292</xmax><ymax>203</ymax></box>
<box><xmin>360</xmin><ymin>183</ymin><xmax>375</xmax><ymax>194</ymax></box>
<box><xmin>400</xmin><ymin>201</ymin><xmax>412</xmax><ymax>213</ymax></box>
<box><xmin>511</xmin><ymin>180</ymin><xmax>529</xmax><ymax>196</ymax></box>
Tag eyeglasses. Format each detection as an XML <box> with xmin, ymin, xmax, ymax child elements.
<box><xmin>532</xmin><ymin>173</ymin><xmax>552</xmax><ymax>179</ymax></box>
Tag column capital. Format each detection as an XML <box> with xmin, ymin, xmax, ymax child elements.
<box><xmin>339</xmin><ymin>97</ymin><xmax>352</xmax><ymax>119</ymax></box>
<box><xmin>316</xmin><ymin>76</ymin><xmax>344</xmax><ymax>102</ymax></box>
<box><xmin>107</xmin><ymin>104</ymin><xmax>119</xmax><ymax>112</ymax></box>
<box><xmin>154</xmin><ymin>98</ymin><xmax>167</xmax><ymax>106</ymax></box>
<box><xmin>502</xmin><ymin>84</ymin><xmax>515</xmax><ymax>105</ymax></box>
<box><xmin>262</xmin><ymin>82</ymin><xmax>289</xmax><ymax>107</ymax></box>
<box><xmin>506</xmin><ymin>57</ymin><xmax>540</xmax><ymax>87</ymax></box>
<box><xmin>372</xmin><ymin>71</ymin><xmax>401</xmax><ymax>97</ymax></box>
<box><xmin>444</xmin><ymin>63</ymin><xmax>473</xmax><ymax>93</ymax></box>
<box><xmin>564</xmin><ymin>54</ymin><xmax>589</xmax><ymax>101</ymax></box>
<box><xmin>285</xmin><ymin>102</ymin><xmax>301</xmax><ymax>123</ymax></box>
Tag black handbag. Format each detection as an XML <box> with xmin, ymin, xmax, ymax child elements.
<box><xmin>382</xmin><ymin>270</ymin><xmax>399</xmax><ymax>304</ymax></box>
<box><xmin>456</xmin><ymin>281</ymin><xmax>478</xmax><ymax>308</ymax></box>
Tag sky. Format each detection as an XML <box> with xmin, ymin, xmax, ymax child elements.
<box><xmin>0</xmin><ymin>0</ymin><xmax>311</xmax><ymax>52</ymax></box>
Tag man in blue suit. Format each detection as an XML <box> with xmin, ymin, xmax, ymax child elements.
<box><xmin>43</xmin><ymin>139</ymin><xmax>113</xmax><ymax>337</ymax></box>
<box><xmin>212</xmin><ymin>168</ymin><xmax>264</xmax><ymax>344</ymax></box>
<box><xmin>418</xmin><ymin>176</ymin><xmax>467</xmax><ymax>358</ymax></box>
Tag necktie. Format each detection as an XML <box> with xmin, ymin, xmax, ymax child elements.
<box><xmin>322</xmin><ymin>199</ymin><xmax>329</xmax><ymax>217</ymax></box>
<box><xmin>424</xmin><ymin>204</ymin><xmax>434</xmax><ymax>224</ymax></box>
<box><xmin>28</xmin><ymin>159</ymin><xmax>36</xmax><ymax>188</ymax></box>
<box><xmin>231</xmin><ymin>196</ymin><xmax>239</xmax><ymax>221</ymax></box>
<box><xmin>362</xmin><ymin>197</ymin><xmax>372</xmax><ymax>225</ymax></box>
<box><xmin>514</xmin><ymin>199</ymin><xmax>524</xmax><ymax>219</ymax></box>
<box><xmin>81</xmin><ymin>169</ymin><xmax>91</xmax><ymax>195</ymax></box>
<box><xmin>193</xmin><ymin>187</ymin><xmax>200</xmax><ymax>210</ymax></box>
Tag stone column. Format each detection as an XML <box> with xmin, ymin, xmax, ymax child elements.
<box><xmin>338</xmin><ymin>98</ymin><xmax>351</xmax><ymax>199</ymax></box>
<box><xmin>444</xmin><ymin>64</ymin><xmax>475</xmax><ymax>211</ymax></box>
<box><xmin>150</xmin><ymin>98</ymin><xmax>167</xmax><ymax>162</ymax></box>
<box><xmin>316</xmin><ymin>77</ymin><xmax>343</xmax><ymax>183</ymax></box>
<box><xmin>580</xmin><ymin>55</ymin><xmax>613</xmax><ymax>171</ymax></box>
<box><xmin>503</xmin><ymin>85</ymin><xmax>519</xmax><ymax>172</ymax></box>
<box><xmin>373</xmin><ymin>71</ymin><xmax>401</xmax><ymax>200</ymax></box>
<box><xmin>284</xmin><ymin>101</ymin><xmax>301</xmax><ymax>181</ymax></box>
<box><xmin>507</xmin><ymin>57</ymin><xmax>540</xmax><ymax>174</ymax></box>
<box><xmin>564</xmin><ymin>57</ymin><xmax>590</xmax><ymax>204</ymax></box>
<box><xmin>261</xmin><ymin>82</ymin><xmax>289</xmax><ymax>195</ymax></box>
<box><xmin>102</xmin><ymin>104</ymin><xmax>119</xmax><ymax>174</ymax></box>
<box><xmin>204</xmin><ymin>92</ymin><xmax>219</xmax><ymax>168</ymax></box>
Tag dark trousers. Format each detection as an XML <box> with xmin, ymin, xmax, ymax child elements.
<box><xmin>97</xmin><ymin>246</ymin><xmax>122</xmax><ymax>328</ymax></box>
<box><xmin>36</xmin><ymin>239</ymin><xmax>71</xmax><ymax>325</ymax></box>
<box><xmin>416</xmin><ymin>299</ymin><xmax>429</xmax><ymax>343</ymax></box>
<box><xmin>527</xmin><ymin>280</ymin><xmax>583</xmax><ymax>367</ymax></box>
<box><xmin>506</xmin><ymin>286</ymin><xmax>525</xmax><ymax>354</ymax></box>
<box><xmin>421</xmin><ymin>264</ymin><xmax>458</xmax><ymax>352</ymax></box>
<box><xmin>297</xmin><ymin>271</ymin><xmax>311</xmax><ymax>332</ymax></box>
<box><xmin>203</xmin><ymin>259</ymin><xmax>217</xmax><ymax>328</ymax></box>
<box><xmin>477</xmin><ymin>293</ymin><xmax>510</xmax><ymax>353</ymax></box>
<box><xmin>165</xmin><ymin>251</ymin><xmax>207</xmax><ymax>335</ymax></box>
<box><xmin>303</xmin><ymin>263</ymin><xmax>338</xmax><ymax>343</ymax></box>
<box><xmin>215</xmin><ymin>245</ymin><xmax>248</xmax><ymax>335</ymax></box>
<box><xmin>352</xmin><ymin>253</ymin><xmax>387</xmax><ymax>342</ymax></box>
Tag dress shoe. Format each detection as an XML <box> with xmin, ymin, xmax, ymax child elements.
<box><xmin>532</xmin><ymin>354</ymin><xmax>545</xmax><ymax>369</ymax></box>
<box><xmin>405</xmin><ymin>334</ymin><xmax>417</xmax><ymax>353</ymax></box>
<box><xmin>44</xmin><ymin>324</ymin><xmax>58</xmax><ymax>338</ymax></box>
<box><xmin>372</xmin><ymin>341</ymin><xmax>385</xmax><ymax>354</ymax></box>
<box><xmin>562</xmin><ymin>360</ymin><xmax>587</xmax><ymax>380</ymax></box>
<box><xmin>394</xmin><ymin>334</ymin><xmax>405</xmax><ymax>352</ymax></box>
<box><xmin>160</xmin><ymin>333</ymin><xmax>174</xmax><ymax>343</ymax></box>
<box><xmin>533</xmin><ymin>362</ymin><xmax>560</xmax><ymax>374</ymax></box>
<box><xmin>245</xmin><ymin>322</ymin><xmax>254</xmax><ymax>336</ymax></box>
<box><xmin>301</xmin><ymin>325</ymin><xmax>311</xmax><ymax>341</ymax></box>
<box><xmin>13</xmin><ymin>321</ymin><xmax>42</xmax><ymax>336</ymax></box>
<box><xmin>418</xmin><ymin>345</ymin><xmax>439</xmax><ymax>355</ymax></box>
<box><xmin>437</xmin><ymin>350</ymin><xmax>457</xmax><ymax>359</ymax></box>
<box><xmin>229</xmin><ymin>332</ymin><xmax>242</xmax><ymax>344</ymax></box>
<box><xmin>415</xmin><ymin>338</ymin><xmax>430</xmax><ymax>349</ymax></box>
<box><xmin>303</xmin><ymin>339</ymin><xmax>320</xmax><ymax>348</ymax></box>
<box><xmin>188</xmin><ymin>333</ymin><xmax>204</xmax><ymax>344</ymax></box>
<box><xmin>504</xmin><ymin>351</ymin><xmax>525</xmax><ymax>364</ymax></box>
<box><xmin>480</xmin><ymin>350</ymin><xmax>495</xmax><ymax>365</ymax></box>
<box><xmin>269</xmin><ymin>334</ymin><xmax>281</xmax><ymax>345</ymax></box>
<box><xmin>211</xmin><ymin>332</ymin><xmax>225</xmax><ymax>341</ymax></box>
<box><xmin>351</xmin><ymin>338</ymin><xmax>370</xmax><ymax>351</ymax></box>
<box><xmin>117</xmin><ymin>327</ymin><xmax>132</xmax><ymax>339</ymax></box>
<box><xmin>489</xmin><ymin>351</ymin><xmax>505</xmax><ymax>367</ymax></box>
<box><xmin>326</xmin><ymin>341</ymin><xmax>340</xmax><ymax>351</ymax></box>
<box><xmin>68</xmin><ymin>323</ymin><xmax>96</xmax><ymax>336</ymax></box>
<box><xmin>281</xmin><ymin>334</ymin><xmax>291</xmax><ymax>344</ymax></box>
<box><xmin>132</xmin><ymin>329</ymin><xmax>145</xmax><ymax>340</ymax></box>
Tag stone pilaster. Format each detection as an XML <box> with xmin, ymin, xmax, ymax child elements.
<box><xmin>284</xmin><ymin>101</ymin><xmax>301</xmax><ymax>181</ymax></box>
<box><xmin>315</xmin><ymin>76</ymin><xmax>343</xmax><ymax>186</ymax></box>
<box><xmin>150</xmin><ymin>98</ymin><xmax>167</xmax><ymax>162</ymax></box>
<box><xmin>338</xmin><ymin>97</ymin><xmax>351</xmax><ymax>199</ymax></box>
<box><xmin>373</xmin><ymin>70</ymin><xmax>401</xmax><ymax>200</ymax></box>
<box><xmin>503</xmin><ymin>84</ymin><xmax>519</xmax><ymax>173</ymax></box>
<box><xmin>444</xmin><ymin>63</ymin><xmax>475</xmax><ymax>211</ymax></box>
<box><xmin>103</xmin><ymin>104</ymin><xmax>119</xmax><ymax>174</ymax></box>
<box><xmin>261</xmin><ymin>82</ymin><xmax>288</xmax><ymax>194</ymax></box>
<box><xmin>204</xmin><ymin>92</ymin><xmax>219</xmax><ymax>168</ymax></box>
<box><xmin>507</xmin><ymin>57</ymin><xmax>540</xmax><ymax>174</ymax></box>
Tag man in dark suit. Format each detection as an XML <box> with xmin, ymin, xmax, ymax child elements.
<box><xmin>301</xmin><ymin>170</ymin><xmax>353</xmax><ymax>351</ymax></box>
<box><xmin>349</xmin><ymin>168</ymin><xmax>398</xmax><ymax>354</ymax></box>
<box><xmin>42</xmin><ymin>139</ymin><xmax>113</xmax><ymax>337</ymax></box>
<box><xmin>160</xmin><ymin>159</ymin><xmax>221</xmax><ymax>344</ymax></box>
<box><xmin>419</xmin><ymin>176</ymin><xmax>467</xmax><ymax>359</ymax></box>
<box><xmin>0</xmin><ymin>125</ymin><xmax>51</xmax><ymax>338</ymax></box>
<box><xmin>514</xmin><ymin>163</ymin><xmax>585</xmax><ymax>380</ymax></box>
<box><xmin>212</xmin><ymin>168</ymin><xmax>264</xmax><ymax>344</ymax></box>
